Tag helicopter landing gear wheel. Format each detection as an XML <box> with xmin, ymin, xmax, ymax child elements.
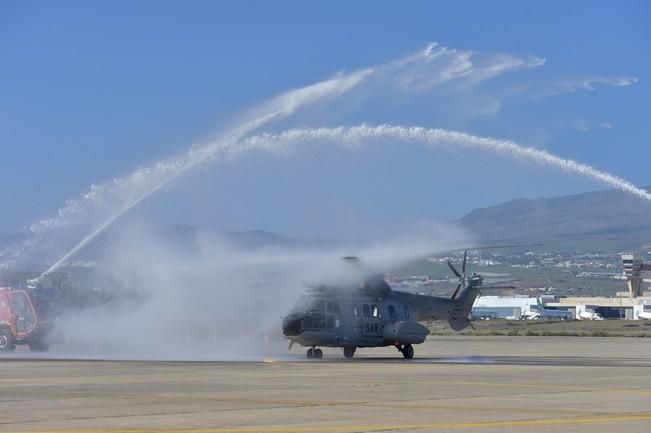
<box><xmin>306</xmin><ymin>347</ymin><xmax>322</xmax><ymax>359</ymax></box>
<box><xmin>401</xmin><ymin>344</ymin><xmax>414</xmax><ymax>359</ymax></box>
<box><xmin>343</xmin><ymin>346</ymin><xmax>356</xmax><ymax>359</ymax></box>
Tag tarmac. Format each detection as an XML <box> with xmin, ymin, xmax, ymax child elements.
<box><xmin>2</xmin><ymin>336</ymin><xmax>651</xmax><ymax>433</ymax></box>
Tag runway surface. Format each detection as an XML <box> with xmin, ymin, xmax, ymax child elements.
<box><xmin>2</xmin><ymin>336</ymin><xmax>651</xmax><ymax>433</ymax></box>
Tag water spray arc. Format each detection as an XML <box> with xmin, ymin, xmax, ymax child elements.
<box><xmin>31</xmin><ymin>71</ymin><xmax>373</xmax><ymax>280</ymax></box>
<box><xmin>241</xmin><ymin>124</ymin><xmax>651</xmax><ymax>202</ymax></box>
<box><xmin>23</xmin><ymin>41</ymin><xmax>537</xmax><ymax>264</ymax></box>
<box><xmin>33</xmin><ymin>123</ymin><xmax>651</xmax><ymax>281</ymax></box>
<box><xmin>11</xmin><ymin>42</ymin><xmax>644</xmax><ymax>281</ymax></box>
<box><xmin>13</xmin><ymin>42</ymin><xmax>546</xmax><ymax>278</ymax></box>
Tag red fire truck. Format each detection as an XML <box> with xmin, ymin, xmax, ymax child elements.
<box><xmin>0</xmin><ymin>287</ymin><xmax>60</xmax><ymax>352</ymax></box>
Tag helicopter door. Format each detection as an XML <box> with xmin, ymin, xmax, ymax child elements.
<box><xmin>351</xmin><ymin>304</ymin><xmax>361</xmax><ymax>336</ymax></box>
<box><xmin>361</xmin><ymin>304</ymin><xmax>382</xmax><ymax>337</ymax></box>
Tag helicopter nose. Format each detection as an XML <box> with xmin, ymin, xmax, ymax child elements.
<box><xmin>282</xmin><ymin>313</ymin><xmax>304</xmax><ymax>336</ymax></box>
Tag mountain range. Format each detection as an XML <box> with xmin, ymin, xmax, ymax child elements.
<box><xmin>458</xmin><ymin>187</ymin><xmax>651</xmax><ymax>252</ymax></box>
<box><xmin>3</xmin><ymin>187</ymin><xmax>651</xmax><ymax>263</ymax></box>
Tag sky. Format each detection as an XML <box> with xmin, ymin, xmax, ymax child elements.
<box><xmin>1</xmin><ymin>0</ymin><xmax>650</xmax><ymax>240</ymax></box>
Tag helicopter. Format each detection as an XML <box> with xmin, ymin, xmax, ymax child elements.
<box><xmin>282</xmin><ymin>250</ymin><xmax>510</xmax><ymax>359</ymax></box>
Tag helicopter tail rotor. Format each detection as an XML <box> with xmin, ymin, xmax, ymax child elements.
<box><xmin>448</xmin><ymin>250</ymin><xmax>470</xmax><ymax>300</ymax></box>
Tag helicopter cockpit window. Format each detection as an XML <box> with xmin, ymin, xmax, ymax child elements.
<box><xmin>352</xmin><ymin>305</ymin><xmax>359</xmax><ymax>317</ymax></box>
<box><xmin>307</xmin><ymin>298</ymin><xmax>325</xmax><ymax>313</ymax></box>
<box><xmin>388</xmin><ymin>305</ymin><xmax>397</xmax><ymax>319</ymax></box>
<box><xmin>371</xmin><ymin>305</ymin><xmax>379</xmax><ymax>318</ymax></box>
<box><xmin>363</xmin><ymin>304</ymin><xmax>371</xmax><ymax>317</ymax></box>
<box><xmin>293</xmin><ymin>295</ymin><xmax>308</xmax><ymax>310</ymax></box>
<box><xmin>404</xmin><ymin>305</ymin><xmax>410</xmax><ymax>319</ymax></box>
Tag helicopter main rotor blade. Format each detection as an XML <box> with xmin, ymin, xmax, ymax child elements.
<box><xmin>447</xmin><ymin>260</ymin><xmax>462</xmax><ymax>279</ymax></box>
<box><xmin>450</xmin><ymin>281</ymin><xmax>463</xmax><ymax>300</ymax></box>
<box><xmin>462</xmin><ymin>250</ymin><xmax>468</xmax><ymax>275</ymax></box>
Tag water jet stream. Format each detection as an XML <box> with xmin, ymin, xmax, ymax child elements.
<box><xmin>239</xmin><ymin>124</ymin><xmax>651</xmax><ymax>202</ymax></box>
<box><xmin>36</xmin><ymin>71</ymin><xmax>373</xmax><ymax>277</ymax></box>
<box><xmin>40</xmin><ymin>123</ymin><xmax>650</xmax><ymax>279</ymax></box>
<box><xmin>9</xmin><ymin>42</ymin><xmax>637</xmax><ymax>277</ymax></box>
<box><xmin>39</xmin><ymin>123</ymin><xmax>650</xmax><ymax>277</ymax></box>
<box><xmin>14</xmin><ymin>42</ymin><xmax>545</xmax><ymax>276</ymax></box>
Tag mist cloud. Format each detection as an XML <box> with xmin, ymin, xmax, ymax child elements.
<box><xmin>53</xmin><ymin>221</ymin><xmax>470</xmax><ymax>359</ymax></box>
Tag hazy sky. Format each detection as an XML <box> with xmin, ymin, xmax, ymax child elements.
<box><xmin>1</xmin><ymin>1</ymin><xmax>649</xmax><ymax>238</ymax></box>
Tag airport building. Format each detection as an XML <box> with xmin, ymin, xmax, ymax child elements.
<box><xmin>471</xmin><ymin>255</ymin><xmax>651</xmax><ymax>320</ymax></box>
<box><xmin>472</xmin><ymin>294</ymin><xmax>651</xmax><ymax>320</ymax></box>
<box><xmin>472</xmin><ymin>296</ymin><xmax>541</xmax><ymax>320</ymax></box>
<box><xmin>547</xmin><ymin>293</ymin><xmax>651</xmax><ymax>319</ymax></box>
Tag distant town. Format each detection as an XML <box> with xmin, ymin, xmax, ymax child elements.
<box><xmin>389</xmin><ymin>249</ymin><xmax>651</xmax><ymax>321</ymax></box>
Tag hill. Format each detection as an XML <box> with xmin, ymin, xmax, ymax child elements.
<box><xmin>458</xmin><ymin>187</ymin><xmax>651</xmax><ymax>252</ymax></box>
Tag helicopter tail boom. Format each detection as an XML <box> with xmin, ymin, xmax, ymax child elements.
<box><xmin>448</xmin><ymin>274</ymin><xmax>483</xmax><ymax>331</ymax></box>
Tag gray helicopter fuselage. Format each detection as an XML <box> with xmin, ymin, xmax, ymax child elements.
<box><xmin>282</xmin><ymin>279</ymin><xmax>480</xmax><ymax>350</ymax></box>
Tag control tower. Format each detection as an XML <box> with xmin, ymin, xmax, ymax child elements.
<box><xmin>621</xmin><ymin>254</ymin><xmax>651</xmax><ymax>298</ymax></box>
